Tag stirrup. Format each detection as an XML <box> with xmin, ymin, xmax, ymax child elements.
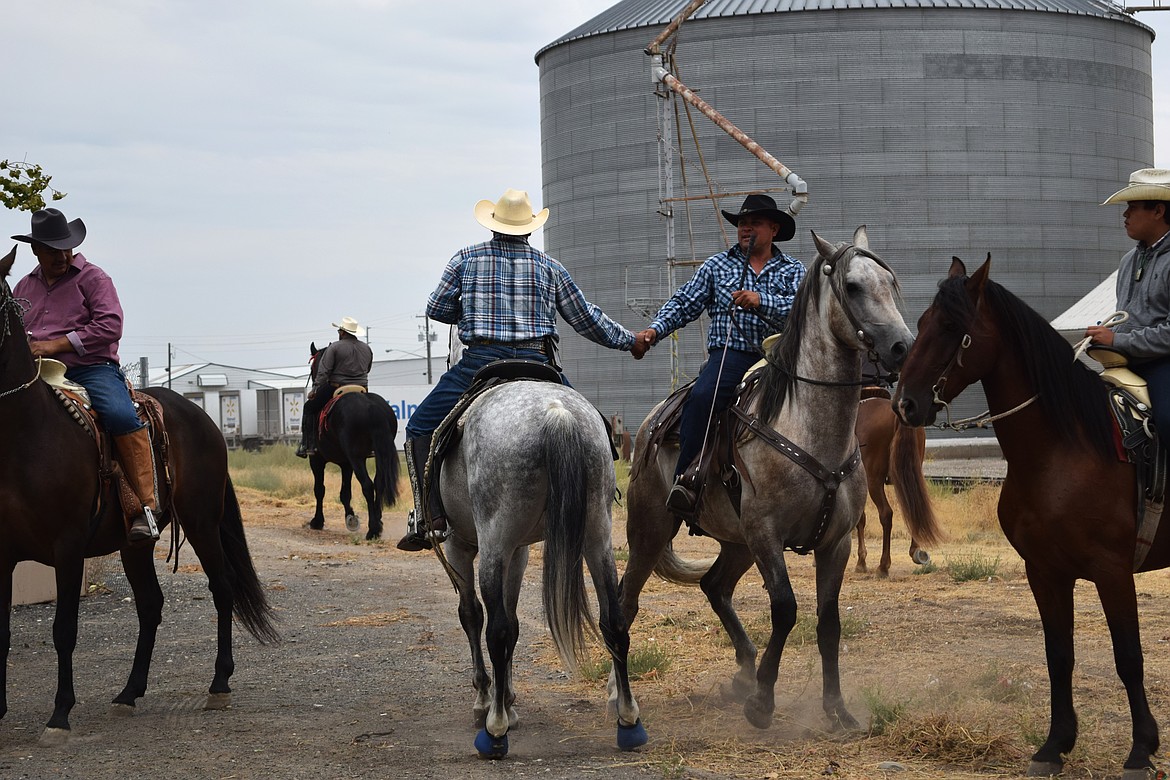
<box><xmin>396</xmin><ymin>508</ymin><xmax>448</xmax><ymax>552</ymax></box>
<box><xmin>128</xmin><ymin>507</ymin><xmax>160</xmax><ymax>545</ymax></box>
<box><xmin>665</xmin><ymin>479</ymin><xmax>698</xmax><ymax>514</ymax></box>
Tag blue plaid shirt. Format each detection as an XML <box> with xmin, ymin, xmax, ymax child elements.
<box><xmin>650</xmin><ymin>244</ymin><xmax>805</xmax><ymax>352</ymax></box>
<box><xmin>427</xmin><ymin>235</ymin><xmax>635</xmax><ymax>351</ymax></box>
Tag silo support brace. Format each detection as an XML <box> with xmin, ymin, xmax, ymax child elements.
<box><xmin>651</xmin><ymin>60</ymin><xmax>808</xmax><ymax>215</ymax></box>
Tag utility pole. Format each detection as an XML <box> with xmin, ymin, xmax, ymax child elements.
<box><xmin>167</xmin><ymin>342</ymin><xmax>172</xmax><ymax>389</ymax></box>
<box><xmin>417</xmin><ymin>314</ymin><xmax>435</xmax><ymax>384</ymax></box>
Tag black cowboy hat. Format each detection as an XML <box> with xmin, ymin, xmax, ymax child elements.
<box><xmin>721</xmin><ymin>193</ymin><xmax>796</xmax><ymax>242</ymax></box>
<box><xmin>11</xmin><ymin>208</ymin><xmax>87</xmax><ymax>250</ymax></box>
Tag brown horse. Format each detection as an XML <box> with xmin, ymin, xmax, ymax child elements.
<box><xmin>854</xmin><ymin>395</ymin><xmax>931</xmax><ymax>576</ymax></box>
<box><xmin>0</xmin><ymin>248</ymin><xmax>278</xmax><ymax>743</ymax></box>
<box><xmin>894</xmin><ymin>256</ymin><xmax>1161</xmax><ymax>778</ymax></box>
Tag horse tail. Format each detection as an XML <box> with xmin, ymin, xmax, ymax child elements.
<box><xmin>890</xmin><ymin>420</ymin><xmax>943</xmax><ymax>548</ymax></box>
<box><xmin>540</xmin><ymin>399</ymin><xmax>600</xmax><ymax>676</ymax></box>
<box><xmin>372</xmin><ymin>407</ymin><xmax>400</xmax><ymax>510</ymax></box>
<box><xmin>653</xmin><ymin>542</ymin><xmax>716</xmax><ymax>585</ymax></box>
<box><xmin>219</xmin><ymin>476</ymin><xmax>281</xmax><ymax>644</ymax></box>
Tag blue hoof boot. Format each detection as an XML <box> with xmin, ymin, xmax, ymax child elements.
<box><xmin>474</xmin><ymin>727</ymin><xmax>508</xmax><ymax>759</ymax></box>
<box><xmin>616</xmin><ymin>719</ymin><xmax>648</xmax><ymax>750</ymax></box>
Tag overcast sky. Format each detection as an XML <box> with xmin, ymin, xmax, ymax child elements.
<box><xmin>5</xmin><ymin>0</ymin><xmax>1170</xmax><ymax>373</ymax></box>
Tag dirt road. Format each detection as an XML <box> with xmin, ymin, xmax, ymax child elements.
<box><xmin>3</xmin><ymin>490</ymin><xmax>1169</xmax><ymax>779</ymax></box>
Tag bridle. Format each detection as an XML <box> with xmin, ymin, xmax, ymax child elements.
<box><xmin>765</xmin><ymin>242</ymin><xmax>901</xmax><ymax>387</ymax></box>
<box><xmin>0</xmin><ymin>290</ymin><xmax>40</xmax><ymax>401</ymax></box>
<box><xmin>923</xmin><ymin>309</ymin><xmax>1037</xmax><ymax>431</ymax></box>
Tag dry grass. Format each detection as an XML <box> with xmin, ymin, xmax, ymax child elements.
<box><xmin>228</xmin><ymin>451</ymin><xmax>1170</xmax><ymax>779</ymax></box>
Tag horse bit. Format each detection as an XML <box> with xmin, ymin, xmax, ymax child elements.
<box><xmin>927</xmin><ymin>325</ymin><xmax>1036</xmax><ymax>431</ymax></box>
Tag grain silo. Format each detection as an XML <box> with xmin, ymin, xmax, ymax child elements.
<box><xmin>536</xmin><ymin>0</ymin><xmax>1154</xmax><ymax>430</ymax></box>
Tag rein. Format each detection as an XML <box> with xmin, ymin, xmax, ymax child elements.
<box><xmin>0</xmin><ymin>293</ymin><xmax>41</xmax><ymax>400</ymax></box>
<box><xmin>928</xmin><ymin>328</ymin><xmax>1038</xmax><ymax>432</ymax></box>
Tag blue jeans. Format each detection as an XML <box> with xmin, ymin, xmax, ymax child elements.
<box><xmin>1133</xmin><ymin>356</ymin><xmax>1170</xmax><ymax>446</ymax></box>
<box><xmin>66</xmin><ymin>362</ymin><xmax>144</xmax><ymax>436</ymax></box>
<box><xmin>676</xmin><ymin>348</ymin><xmax>760</xmax><ymax>477</ymax></box>
<box><xmin>404</xmin><ymin>344</ymin><xmax>568</xmax><ymax>439</ymax></box>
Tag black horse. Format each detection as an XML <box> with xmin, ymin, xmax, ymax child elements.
<box><xmin>305</xmin><ymin>343</ymin><xmax>400</xmax><ymax>540</ymax></box>
<box><xmin>0</xmin><ymin>247</ymin><xmax>278</xmax><ymax>743</ymax></box>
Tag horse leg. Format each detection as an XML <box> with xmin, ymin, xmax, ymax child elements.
<box><xmin>474</xmin><ymin>549</ymin><xmax>517</xmax><ymax>758</ymax></box>
<box><xmin>0</xmin><ymin>559</ymin><xmax>12</xmax><ymax>722</ymax></box>
<box><xmin>182</xmin><ymin>524</ymin><xmax>238</xmax><ymax>709</ymax></box>
<box><xmin>339</xmin><ymin>463</ymin><xmax>358</xmax><ymax>534</ymax></box>
<box><xmin>854</xmin><ymin>508</ymin><xmax>869</xmax><ymax>573</ymax></box>
<box><xmin>699</xmin><ymin>543</ymin><xmax>757</xmax><ymax>701</ymax></box>
<box><xmin>584</xmin><ymin>520</ymin><xmax>647</xmax><ymax>750</ymax></box>
<box><xmin>350</xmin><ymin>457</ymin><xmax>381</xmax><ymax>540</ymax></box>
<box><xmin>743</xmin><ymin>549</ymin><xmax>797</xmax><ymax>730</ymax></box>
<box><xmin>447</xmin><ymin>539</ymin><xmax>490</xmax><ymax>726</ymax></box>
<box><xmin>874</xmin><ymin>484</ymin><xmax>895</xmax><ymax>578</ymax></box>
<box><xmin>1025</xmin><ymin>563</ymin><xmax>1078</xmax><ymax>776</ymax></box>
<box><xmin>308</xmin><ymin>455</ymin><xmax>327</xmax><ymax>530</ymax></box>
<box><xmin>812</xmin><ymin>535</ymin><xmax>859</xmax><ymax>730</ymax></box>
<box><xmin>111</xmin><ymin>546</ymin><xmax>164</xmax><ymax>711</ymax></box>
<box><xmin>1094</xmin><ymin>573</ymin><xmax>1159</xmax><ymax>773</ymax></box>
<box><xmin>499</xmin><ymin>546</ymin><xmax>527</xmax><ymax>729</ymax></box>
<box><xmin>42</xmin><ymin>558</ymin><xmax>85</xmax><ymax>741</ymax></box>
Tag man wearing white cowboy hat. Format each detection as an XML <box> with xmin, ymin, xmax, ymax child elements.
<box><xmin>634</xmin><ymin>192</ymin><xmax>806</xmax><ymax>517</ymax></box>
<box><xmin>296</xmin><ymin>316</ymin><xmax>373</xmax><ymax>458</ymax></box>
<box><xmin>1088</xmin><ymin>168</ymin><xmax>1170</xmax><ymax>446</ymax></box>
<box><xmin>10</xmin><ymin>207</ymin><xmax>160</xmax><ymax>545</ymax></box>
<box><xmin>396</xmin><ymin>188</ymin><xmax>649</xmax><ymax>551</ymax></box>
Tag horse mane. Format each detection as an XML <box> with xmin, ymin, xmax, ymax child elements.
<box><xmin>940</xmin><ymin>272</ymin><xmax>1115</xmax><ymax>460</ymax></box>
<box><xmin>755</xmin><ymin>253</ymin><xmax>838</xmax><ymax>424</ymax></box>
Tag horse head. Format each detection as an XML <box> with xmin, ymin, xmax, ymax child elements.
<box><xmin>308</xmin><ymin>342</ymin><xmax>320</xmax><ymax>381</ymax></box>
<box><xmin>809</xmin><ymin>225</ymin><xmax>913</xmax><ymax>373</ymax></box>
<box><xmin>1</xmin><ymin>244</ymin><xmax>15</xmax><ymax>281</ymax></box>
<box><xmin>894</xmin><ymin>255</ymin><xmax>994</xmax><ymax>427</ymax></box>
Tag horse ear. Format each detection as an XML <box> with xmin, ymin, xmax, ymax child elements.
<box><xmin>948</xmin><ymin>257</ymin><xmax>967</xmax><ymax>279</ymax></box>
<box><xmin>968</xmin><ymin>254</ymin><xmax>992</xmax><ymax>297</ymax></box>
<box><xmin>811</xmin><ymin>230</ymin><xmax>834</xmax><ymax>260</ymax></box>
<box><xmin>852</xmin><ymin>225</ymin><xmax>869</xmax><ymax>250</ymax></box>
<box><xmin>0</xmin><ymin>245</ymin><xmax>15</xmax><ymax>279</ymax></box>
<box><xmin>310</xmin><ymin>341</ymin><xmax>317</xmax><ymax>355</ymax></box>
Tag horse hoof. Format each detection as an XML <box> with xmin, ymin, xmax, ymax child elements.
<box><xmin>744</xmin><ymin>698</ymin><xmax>773</xmax><ymax>730</ymax></box>
<box><xmin>365</xmin><ymin>529</ymin><xmax>382</xmax><ymax>542</ymax></box>
<box><xmin>912</xmin><ymin>549</ymin><xmax>932</xmax><ymax>566</ymax></box>
<box><xmin>474</xmin><ymin>728</ymin><xmax>508</xmax><ymax>759</ymax></box>
<box><xmin>110</xmin><ymin>703</ymin><xmax>135</xmax><ymax>718</ymax></box>
<box><xmin>1026</xmin><ymin>760</ymin><xmax>1063</xmax><ymax>777</ymax></box>
<box><xmin>616</xmin><ymin>719</ymin><xmax>648</xmax><ymax>751</ymax></box>
<box><xmin>1119</xmin><ymin>769</ymin><xmax>1158</xmax><ymax>780</ymax></box>
<box><xmin>345</xmin><ymin>514</ymin><xmax>361</xmax><ymax>533</ymax></box>
<box><xmin>305</xmin><ymin>520</ymin><xmax>324</xmax><ymax>531</ymax></box>
<box><xmin>39</xmin><ymin>727</ymin><xmax>70</xmax><ymax>746</ymax></box>
<box><xmin>832</xmin><ymin>710</ymin><xmax>861</xmax><ymax>732</ymax></box>
<box><xmin>204</xmin><ymin>693</ymin><xmax>232</xmax><ymax>711</ymax></box>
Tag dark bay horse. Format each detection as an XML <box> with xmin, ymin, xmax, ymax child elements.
<box><xmin>855</xmin><ymin>395</ymin><xmax>932</xmax><ymax>576</ymax></box>
<box><xmin>0</xmin><ymin>248</ymin><xmax>278</xmax><ymax>743</ymax></box>
<box><xmin>618</xmin><ymin>227</ymin><xmax>941</xmax><ymax>731</ymax></box>
<box><xmin>894</xmin><ymin>256</ymin><xmax>1162</xmax><ymax>778</ymax></box>
<box><xmin>436</xmin><ymin>379</ymin><xmax>647</xmax><ymax>758</ymax></box>
<box><xmin>305</xmin><ymin>343</ymin><xmax>399</xmax><ymax>540</ymax></box>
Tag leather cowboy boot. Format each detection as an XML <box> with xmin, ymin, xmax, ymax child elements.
<box><xmin>396</xmin><ymin>434</ymin><xmax>448</xmax><ymax>551</ymax></box>
<box><xmin>296</xmin><ymin>413</ymin><xmax>318</xmax><ymax>458</ymax></box>
<box><xmin>113</xmin><ymin>427</ymin><xmax>161</xmax><ymax>545</ymax></box>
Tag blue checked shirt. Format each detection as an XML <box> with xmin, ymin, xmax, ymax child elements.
<box><xmin>650</xmin><ymin>244</ymin><xmax>806</xmax><ymax>352</ymax></box>
<box><xmin>426</xmin><ymin>235</ymin><xmax>635</xmax><ymax>351</ymax></box>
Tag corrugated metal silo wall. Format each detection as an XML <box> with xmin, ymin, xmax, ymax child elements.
<box><xmin>538</xmin><ymin>8</ymin><xmax>1153</xmax><ymax>436</ymax></box>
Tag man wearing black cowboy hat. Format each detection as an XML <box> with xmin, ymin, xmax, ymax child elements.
<box><xmin>634</xmin><ymin>193</ymin><xmax>806</xmax><ymax>515</ymax></box>
<box><xmin>11</xmin><ymin>207</ymin><xmax>160</xmax><ymax>545</ymax></box>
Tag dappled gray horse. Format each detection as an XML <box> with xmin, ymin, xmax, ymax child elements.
<box><xmin>435</xmin><ymin>378</ymin><xmax>647</xmax><ymax>758</ymax></box>
<box><xmin>615</xmin><ymin>227</ymin><xmax>941</xmax><ymax>731</ymax></box>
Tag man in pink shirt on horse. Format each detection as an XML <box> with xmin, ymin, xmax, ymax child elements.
<box><xmin>11</xmin><ymin>208</ymin><xmax>159</xmax><ymax>545</ymax></box>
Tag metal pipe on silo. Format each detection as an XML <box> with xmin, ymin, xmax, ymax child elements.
<box><xmin>649</xmin><ymin>56</ymin><xmax>808</xmax><ymax>217</ymax></box>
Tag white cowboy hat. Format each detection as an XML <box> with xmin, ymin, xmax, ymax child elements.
<box><xmin>332</xmin><ymin>316</ymin><xmax>365</xmax><ymax>337</ymax></box>
<box><xmin>474</xmin><ymin>188</ymin><xmax>549</xmax><ymax>235</ymax></box>
<box><xmin>1102</xmin><ymin>168</ymin><xmax>1170</xmax><ymax>205</ymax></box>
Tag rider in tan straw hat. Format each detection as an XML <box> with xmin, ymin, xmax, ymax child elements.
<box><xmin>1087</xmin><ymin>168</ymin><xmax>1170</xmax><ymax>447</ymax></box>
<box><xmin>296</xmin><ymin>316</ymin><xmax>373</xmax><ymax>458</ymax></box>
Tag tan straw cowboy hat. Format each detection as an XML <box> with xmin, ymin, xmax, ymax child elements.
<box><xmin>332</xmin><ymin>316</ymin><xmax>365</xmax><ymax>337</ymax></box>
<box><xmin>1103</xmin><ymin>169</ymin><xmax>1170</xmax><ymax>205</ymax></box>
<box><xmin>474</xmin><ymin>189</ymin><xmax>549</xmax><ymax>235</ymax></box>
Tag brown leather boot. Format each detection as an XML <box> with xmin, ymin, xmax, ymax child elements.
<box><xmin>397</xmin><ymin>434</ymin><xmax>448</xmax><ymax>551</ymax></box>
<box><xmin>113</xmin><ymin>427</ymin><xmax>161</xmax><ymax>545</ymax></box>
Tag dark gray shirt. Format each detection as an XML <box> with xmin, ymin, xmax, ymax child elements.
<box><xmin>1114</xmin><ymin>231</ymin><xmax>1170</xmax><ymax>362</ymax></box>
<box><xmin>313</xmin><ymin>337</ymin><xmax>373</xmax><ymax>392</ymax></box>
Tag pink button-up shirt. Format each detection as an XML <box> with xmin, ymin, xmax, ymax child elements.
<box><xmin>12</xmin><ymin>252</ymin><xmax>124</xmax><ymax>368</ymax></box>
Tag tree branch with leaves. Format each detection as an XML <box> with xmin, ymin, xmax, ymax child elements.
<box><xmin>1</xmin><ymin>160</ymin><xmax>66</xmax><ymax>213</ymax></box>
